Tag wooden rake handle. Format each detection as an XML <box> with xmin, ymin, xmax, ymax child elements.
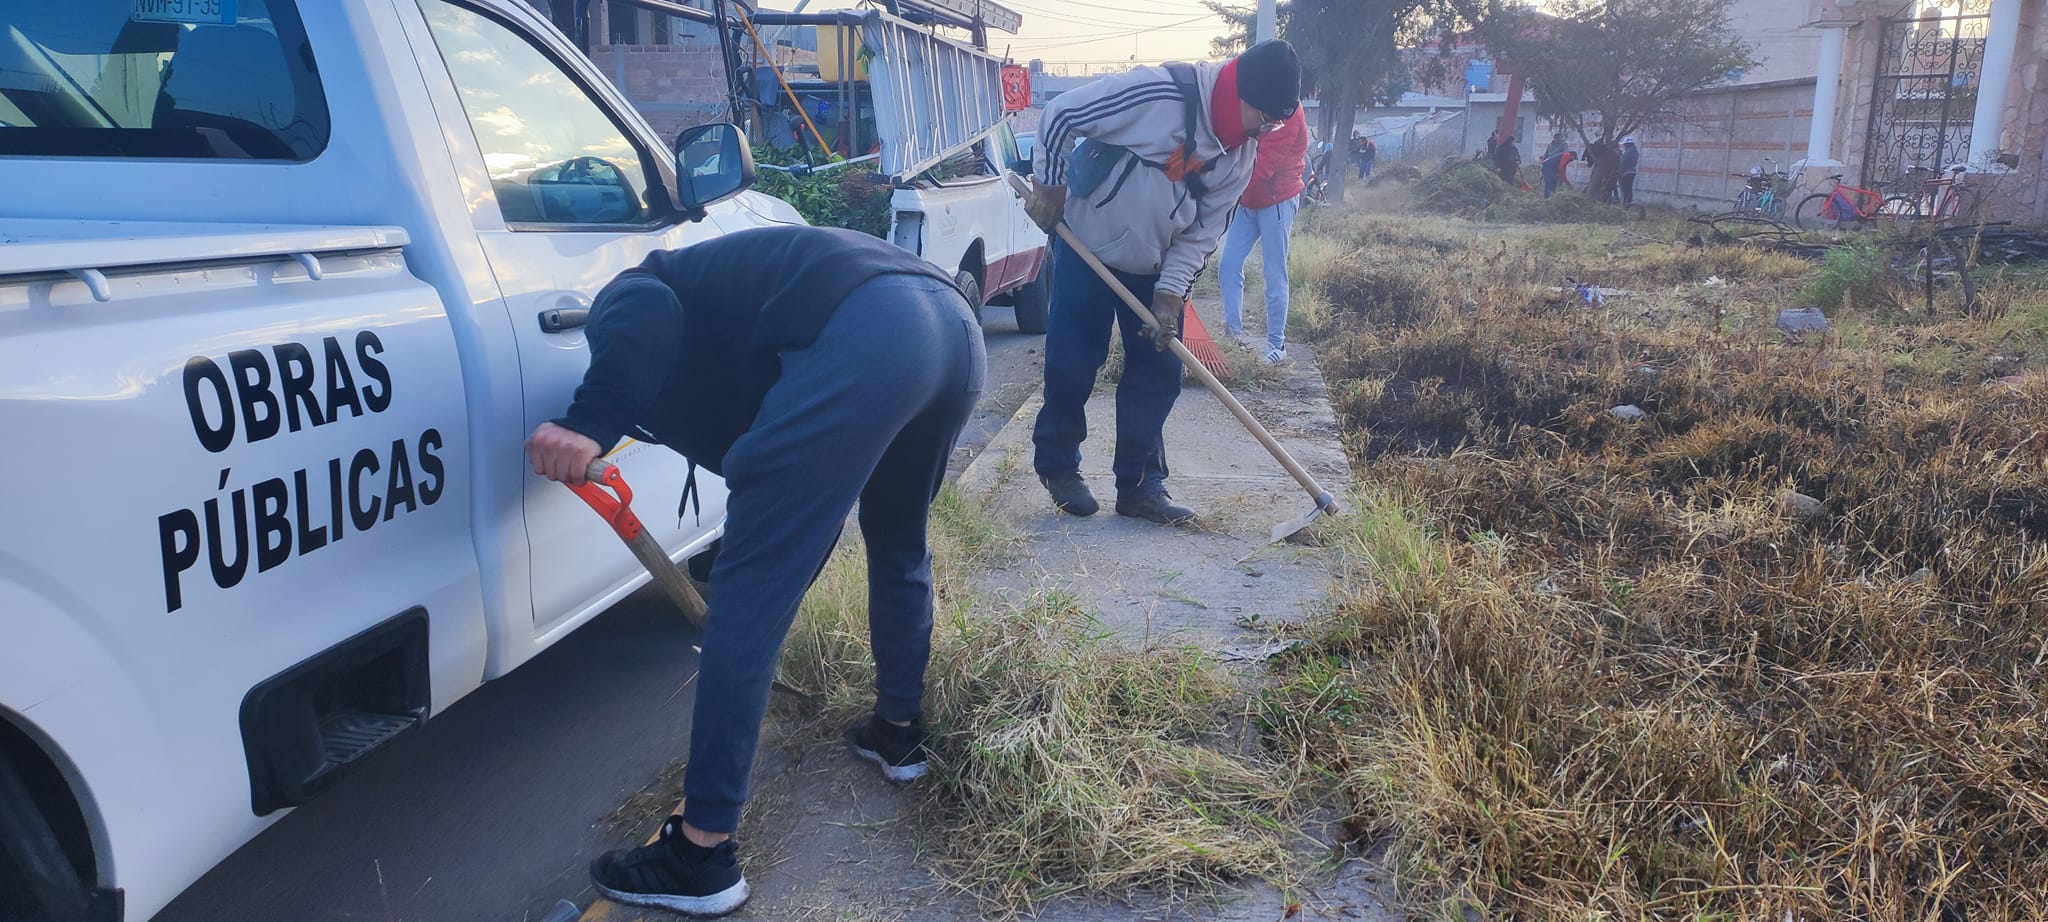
<box><xmin>1011</xmin><ymin>175</ymin><xmax>1339</xmax><ymax>514</ymax></box>
<box><xmin>568</xmin><ymin>459</ymin><xmax>709</xmax><ymax>627</ymax></box>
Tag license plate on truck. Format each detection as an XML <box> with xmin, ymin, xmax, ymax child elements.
<box><xmin>131</xmin><ymin>0</ymin><xmax>237</xmax><ymax>24</ymax></box>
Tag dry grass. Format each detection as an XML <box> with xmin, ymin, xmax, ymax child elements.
<box><xmin>920</xmin><ymin>591</ymin><xmax>1299</xmax><ymax>908</ymax></box>
<box><xmin>775</xmin><ymin>471</ymin><xmax>1302</xmax><ymax>913</ymax></box>
<box><xmin>1271</xmin><ymin>205</ymin><xmax>2048</xmax><ymax>919</ymax></box>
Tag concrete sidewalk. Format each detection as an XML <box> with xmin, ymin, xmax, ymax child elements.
<box><xmin>960</xmin><ymin>340</ymin><xmax>1352</xmax><ymax>650</ymax></box>
<box><xmin>579</xmin><ymin>310</ymin><xmax>1396</xmax><ymax>922</ymax></box>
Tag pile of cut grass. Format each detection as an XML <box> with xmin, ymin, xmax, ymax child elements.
<box><xmin>1278</xmin><ymin>209</ymin><xmax>2048</xmax><ymax>918</ymax></box>
<box><xmin>775</xmin><ymin>471</ymin><xmax>1301</xmax><ymax>910</ymax></box>
<box><xmin>921</xmin><ymin>591</ymin><xmax>1298</xmax><ymax>906</ymax></box>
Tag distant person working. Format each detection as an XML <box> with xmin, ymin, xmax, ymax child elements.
<box><xmin>1493</xmin><ymin>133</ymin><xmax>1521</xmax><ymax>186</ymax></box>
<box><xmin>1617</xmin><ymin>136</ymin><xmax>1641</xmax><ymax>205</ymax></box>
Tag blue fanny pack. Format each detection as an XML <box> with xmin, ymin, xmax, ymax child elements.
<box><xmin>1066</xmin><ymin>138</ymin><xmax>1127</xmax><ymax>198</ymax></box>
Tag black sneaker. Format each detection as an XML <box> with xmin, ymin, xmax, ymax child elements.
<box><xmin>589</xmin><ymin>816</ymin><xmax>749</xmax><ymax>917</ymax></box>
<box><xmin>1115</xmin><ymin>490</ymin><xmax>1197</xmax><ymax>525</ymax></box>
<box><xmin>1040</xmin><ymin>473</ymin><xmax>1100</xmax><ymax>516</ymax></box>
<box><xmin>846</xmin><ymin>715</ymin><xmax>931</xmax><ymax>783</ymax></box>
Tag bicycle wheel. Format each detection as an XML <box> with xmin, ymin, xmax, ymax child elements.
<box><xmin>1794</xmin><ymin>192</ymin><xmax>1834</xmax><ymax>230</ymax></box>
<box><xmin>1878</xmin><ymin>195</ymin><xmax>1921</xmax><ymax>227</ymax></box>
<box><xmin>1938</xmin><ymin>187</ymin><xmax>1981</xmax><ymax>225</ymax></box>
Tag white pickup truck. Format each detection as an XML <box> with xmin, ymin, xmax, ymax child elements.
<box><xmin>0</xmin><ymin>2</ymin><xmax>804</xmax><ymax>920</ymax></box>
<box><xmin>887</xmin><ymin>120</ymin><xmax>1050</xmax><ymax>333</ymax></box>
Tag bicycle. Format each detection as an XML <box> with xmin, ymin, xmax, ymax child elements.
<box><xmin>1732</xmin><ymin>159</ymin><xmax>1792</xmax><ymax>218</ymax></box>
<box><xmin>1793</xmin><ymin>174</ymin><xmax>1916</xmax><ymax>230</ymax></box>
<box><xmin>1303</xmin><ymin>149</ymin><xmax>1333</xmax><ymax>205</ymax></box>
<box><xmin>1886</xmin><ymin>164</ymin><xmax>1981</xmax><ymax>225</ymax></box>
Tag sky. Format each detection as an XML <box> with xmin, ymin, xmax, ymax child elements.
<box><xmin>806</xmin><ymin>0</ymin><xmax>1236</xmax><ymax>66</ymax></box>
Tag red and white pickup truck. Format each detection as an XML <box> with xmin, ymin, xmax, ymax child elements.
<box><xmin>888</xmin><ymin>119</ymin><xmax>1051</xmax><ymax>334</ymax></box>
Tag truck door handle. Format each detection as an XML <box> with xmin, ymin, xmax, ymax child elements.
<box><xmin>538</xmin><ymin>308</ymin><xmax>589</xmax><ymax>333</ymax></box>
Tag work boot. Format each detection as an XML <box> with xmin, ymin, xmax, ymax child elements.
<box><xmin>1115</xmin><ymin>490</ymin><xmax>1197</xmax><ymax>526</ymax></box>
<box><xmin>589</xmin><ymin>816</ymin><xmax>749</xmax><ymax>917</ymax></box>
<box><xmin>1041</xmin><ymin>474</ymin><xmax>1099</xmax><ymax>516</ymax></box>
<box><xmin>846</xmin><ymin>714</ymin><xmax>932</xmax><ymax>784</ymax></box>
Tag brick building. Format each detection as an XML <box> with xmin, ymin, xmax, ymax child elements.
<box><xmin>522</xmin><ymin>0</ymin><xmax>734</xmax><ymax>143</ymax></box>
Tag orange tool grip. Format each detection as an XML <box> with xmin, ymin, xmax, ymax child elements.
<box><xmin>566</xmin><ymin>461</ymin><xmax>645</xmax><ymax>542</ymax></box>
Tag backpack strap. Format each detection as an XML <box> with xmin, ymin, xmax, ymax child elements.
<box><xmin>1160</xmin><ymin>61</ymin><xmax>1216</xmax><ymax>195</ymax></box>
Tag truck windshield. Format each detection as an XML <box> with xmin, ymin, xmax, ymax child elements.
<box><xmin>0</xmin><ymin>0</ymin><xmax>328</xmax><ymax>160</ymax></box>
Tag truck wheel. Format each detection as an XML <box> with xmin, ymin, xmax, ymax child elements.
<box><xmin>1012</xmin><ymin>261</ymin><xmax>1050</xmax><ymax>335</ymax></box>
<box><xmin>954</xmin><ymin>270</ymin><xmax>984</xmax><ymax>325</ymax></box>
<box><xmin>0</xmin><ymin>753</ymin><xmax>91</xmax><ymax>922</ymax></box>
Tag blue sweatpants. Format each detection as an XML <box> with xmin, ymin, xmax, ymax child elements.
<box><xmin>1031</xmin><ymin>237</ymin><xmax>1184</xmax><ymax>497</ymax></box>
<box><xmin>681</xmin><ymin>274</ymin><xmax>985</xmax><ymax>834</ymax></box>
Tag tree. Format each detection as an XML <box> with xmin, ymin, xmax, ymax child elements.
<box><xmin>1489</xmin><ymin>0</ymin><xmax>1754</xmax><ymax>198</ymax></box>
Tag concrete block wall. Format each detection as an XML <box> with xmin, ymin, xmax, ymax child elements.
<box><xmin>1628</xmin><ymin>79</ymin><xmax>1816</xmax><ymax>208</ymax></box>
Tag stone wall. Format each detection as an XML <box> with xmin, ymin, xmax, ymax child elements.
<box><xmin>1627</xmin><ymin>78</ymin><xmax>1818</xmax><ymax>208</ymax></box>
<box><xmin>1833</xmin><ymin>18</ymin><xmax>1875</xmax><ymax>189</ymax></box>
<box><xmin>1992</xmin><ymin>0</ymin><xmax>2046</xmax><ymax>219</ymax></box>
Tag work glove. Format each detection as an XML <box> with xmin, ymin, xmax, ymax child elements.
<box><xmin>1145</xmin><ymin>290</ymin><xmax>1182</xmax><ymax>352</ymax></box>
<box><xmin>1026</xmin><ymin>182</ymin><xmax>1068</xmax><ymax>233</ymax></box>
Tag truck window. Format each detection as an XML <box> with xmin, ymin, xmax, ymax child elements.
<box><xmin>420</xmin><ymin>0</ymin><xmax>657</xmax><ymax>226</ymax></box>
<box><xmin>993</xmin><ymin>121</ymin><xmax>1024</xmax><ymax>174</ymax></box>
<box><xmin>0</xmin><ymin>0</ymin><xmax>328</xmax><ymax>160</ymax></box>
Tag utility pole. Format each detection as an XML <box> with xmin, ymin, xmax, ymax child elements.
<box><xmin>1255</xmin><ymin>0</ymin><xmax>1275</xmax><ymax>42</ymax></box>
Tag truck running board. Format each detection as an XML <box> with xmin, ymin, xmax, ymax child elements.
<box><xmin>318</xmin><ymin>710</ymin><xmax>418</xmax><ymax>766</ymax></box>
<box><xmin>240</xmin><ymin>609</ymin><xmax>430</xmax><ymax>815</ymax></box>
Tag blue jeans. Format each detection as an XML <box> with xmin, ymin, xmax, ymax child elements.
<box><xmin>1031</xmin><ymin>238</ymin><xmax>1184</xmax><ymax>497</ymax></box>
<box><xmin>1219</xmin><ymin>197</ymin><xmax>1298</xmax><ymax>353</ymax></box>
<box><xmin>681</xmin><ymin>274</ymin><xmax>984</xmax><ymax>834</ymax></box>
<box><xmin>1540</xmin><ymin>159</ymin><xmax>1560</xmax><ymax>198</ymax></box>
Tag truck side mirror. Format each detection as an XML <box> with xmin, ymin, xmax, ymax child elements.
<box><xmin>674</xmin><ymin>123</ymin><xmax>757</xmax><ymax>212</ymax></box>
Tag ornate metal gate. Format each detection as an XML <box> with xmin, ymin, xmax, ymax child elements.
<box><xmin>1861</xmin><ymin>1</ymin><xmax>1989</xmax><ymax>187</ymax></box>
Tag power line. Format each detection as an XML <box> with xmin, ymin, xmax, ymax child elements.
<box><xmin>1002</xmin><ymin>14</ymin><xmax>1218</xmax><ymax>51</ymax></box>
<box><xmin>1013</xmin><ymin>6</ymin><xmax>1210</xmax><ymax>29</ymax></box>
<box><xmin>1006</xmin><ymin>23</ymin><xmax>1217</xmax><ymax>42</ymax></box>
<box><xmin>1022</xmin><ymin>0</ymin><xmax>1217</xmax><ymax>15</ymax></box>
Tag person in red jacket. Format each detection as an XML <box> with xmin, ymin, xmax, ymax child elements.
<box><xmin>1217</xmin><ymin>107</ymin><xmax>1306</xmax><ymax>364</ymax></box>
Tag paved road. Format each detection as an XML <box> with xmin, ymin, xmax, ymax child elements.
<box><xmin>153</xmin><ymin>308</ymin><xmax>1044</xmax><ymax>922</ymax></box>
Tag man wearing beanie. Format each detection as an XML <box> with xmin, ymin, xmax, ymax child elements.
<box><xmin>1025</xmin><ymin>38</ymin><xmax>1300</xmax><ymax>525</ymax></box>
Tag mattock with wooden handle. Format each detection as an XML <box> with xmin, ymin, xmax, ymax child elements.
<box><xmin>567</xmin><ymin>459</ymin><xmax>710</xmax><ymax>625</ymax></box>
